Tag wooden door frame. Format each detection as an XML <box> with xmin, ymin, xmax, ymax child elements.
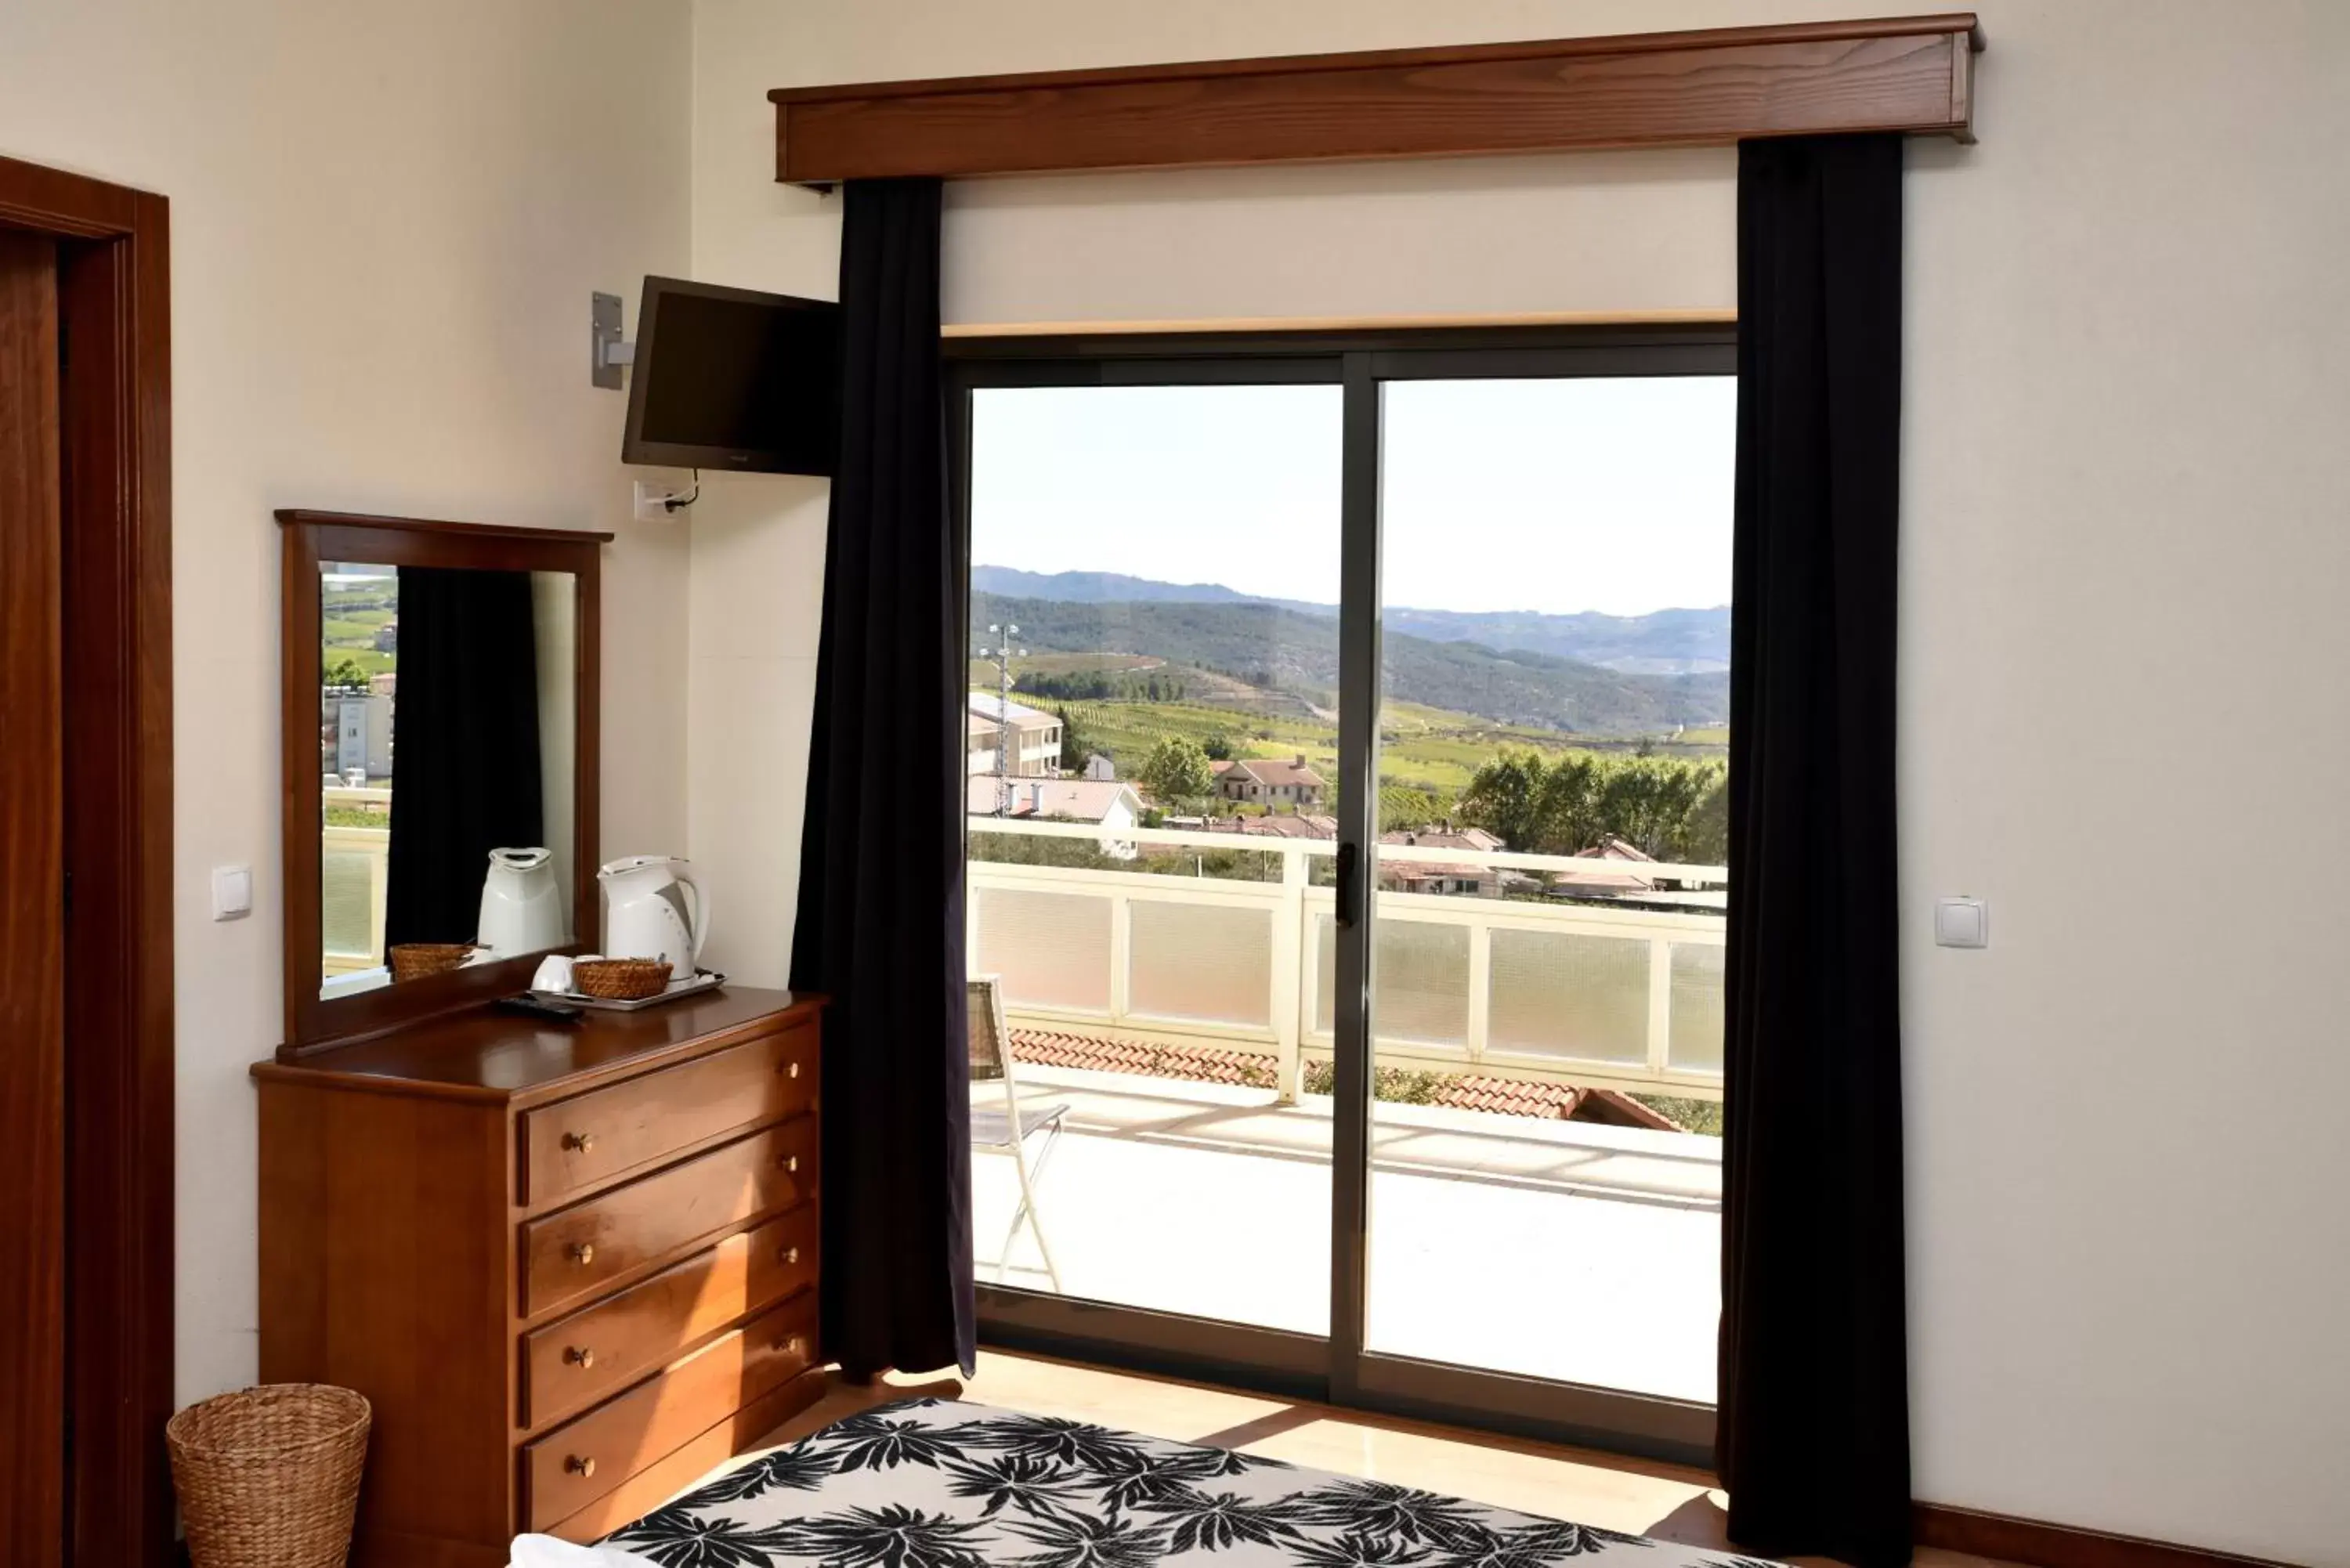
<box><xmin>0</xmin><ymin>153</ymin><xmax>174</xmax><ymax>1568</ymax></box>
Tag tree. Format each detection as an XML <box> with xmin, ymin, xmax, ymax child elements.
<box><xmin>1455</xmin><ymin>749</ymin><xmax>1549</xmax><ymax>851</ymax></box>
<box><xmin>1137</xmin><ymin>735</ymin><xmax>1213</xmax><ymax>810</ymax></box>
<box><xmin>1457</xmin><ymin>746</ymin><xmax>1726</xmax><ymax>860</ymax></box>
<box><xmin>1055</xmin><ymin>705</ymin><xmax>1087</xmax><ymax>773</ymax></box>
<box><xmin>1532</xmin><ymin>751</ymin><xmax>1603</xmax><ymax>852</ymax></box>
<box><xmin>1596</xmin><ymin>755</ymin><xmax>1705</xmax><ymax>859</ymax></box>
<box><xmin>322</xmin><ymin>656</ymin><xmax>371</xmax><ymax>690</ymax></box>
<box><xmin>1683</xmin><ymin>767</ymin><xmax>1730</xmax><ymax>864</ymax></box>
<box><xmin>1201</xmin><ymin>732</ymin><xmax>1235</xmax><ymax>762</ymax></box>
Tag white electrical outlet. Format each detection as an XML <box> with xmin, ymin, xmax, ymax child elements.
<box><xmin>632</xmin><ymin>481</ymin><xmax>691</xmax><ymax>522</ymax></box>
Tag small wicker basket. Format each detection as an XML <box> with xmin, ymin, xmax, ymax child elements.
<box><xmin>388</xmin><ymin>942</ymin><xmax>475</xmax><ymax>982</ymax></box>
<box><xmin>570</xmin><ymin>957</ymin><xmax>674</xmax><ymax>1001</ymax></box>
<box><xmin>167</xmin><ymin>1383</ymin><xmax>371</xmax><ymax>1568</ymax></box>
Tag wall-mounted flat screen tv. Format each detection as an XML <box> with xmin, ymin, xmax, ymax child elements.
<box><xmin>621</xmin><ymin>276</ymin><xmax>841</xmax><ymax>475</ymax></box>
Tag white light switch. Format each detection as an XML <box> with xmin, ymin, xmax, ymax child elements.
<box><xmin>1934</xmin><ymin>896</ymin><xmax>1988</xmax><ymax>948</ymax></box>
<box><xmin>212</xmin><ymin>864</ymin><xmax>253</xmax><ymax>922</ymax></box>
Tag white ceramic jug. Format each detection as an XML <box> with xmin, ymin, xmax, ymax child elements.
<box><xmin>598</xmin><ymin>855</ymin><xmax>707</xmax><ymax>981</ymax></box>
<box><xmin>477</xmin><ymin>847</ymin><xmax>566</xmax><ymax>957</ymax></box>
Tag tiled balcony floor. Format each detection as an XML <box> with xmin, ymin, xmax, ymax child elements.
<box><xmin>971</xmin><ymin>1063</ymin><xmax>1723</xmax><ymax>1404</ymax></box>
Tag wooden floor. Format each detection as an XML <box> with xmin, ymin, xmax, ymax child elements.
<box><xmin>755</xmin><ymin>1349</ymin><xmax>2021</xmax><ymax>1568</ymax></box>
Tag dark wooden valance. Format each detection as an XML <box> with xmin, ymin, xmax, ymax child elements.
<box><xmin>769</xmin><ymin>14</ymin><xmax>1981</xmax><ymax>187</ymax></box>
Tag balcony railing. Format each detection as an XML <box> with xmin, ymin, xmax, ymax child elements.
<box><xmin>967</xmin><ymin>816</ymin><xmax>1726</xmax><ymax>1105</ymax></box>
<box><xmin>322</xmin><ymin>786</ymin><xmax>390</xmax><ymax>975</ymax></box>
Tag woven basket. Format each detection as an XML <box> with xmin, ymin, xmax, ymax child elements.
<box><xmin>168</xmin><ymin>1384</ymin><xmax>371</xmax><ymax>1568</ymax></box>
<box><xmin>571</xmin><ymin>957</ymin><xmax>673</xmax><ymax>1000</ymax></box>
<box><xmin>388</xmin><ymin>942</ymin><xmax>474</xmax><ymax>982</ymax></box>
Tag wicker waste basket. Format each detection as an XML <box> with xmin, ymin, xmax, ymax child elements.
<box><xmin>167</xmin><ymin>1384</ymin><xmax>371</xmax><ymax>1568</ymax></box>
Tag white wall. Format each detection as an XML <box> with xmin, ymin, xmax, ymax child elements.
<box><xmin>692</xmin><ymin>2</ymin><xmax>2350</xmax><ymax>1562</ymax></box>
<box><xmin>0</xmin><ymin>0</ymin><xmax>696</xmax><ymax>1411</ymax></box>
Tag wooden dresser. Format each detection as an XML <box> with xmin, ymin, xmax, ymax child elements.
<box><xmin>254</xmin><ymin>987</ymin><xmax>827</xmax><ymax>1567</ymax></box>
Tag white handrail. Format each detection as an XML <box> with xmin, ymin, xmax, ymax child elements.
<box><xmin>967</xmin><ymin>813</ymin><xmax>1728</xmax><ymax>883</ymax></box>
<box><xmin>967</xmin><ymin>817</ymin><xmax>1728</xmax><ymax>1107</ymax></box>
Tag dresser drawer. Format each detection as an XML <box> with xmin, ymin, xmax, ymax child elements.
<box><xmin>522</xmin><ymin>1204</ymin><xmax>819</xmax><ymax>1429</ymax></box>
<box><xmin>522</xmin><ymin>1118</ymin><xmax>816</xmax><ymax>1319</ymax></box>
<box><xmin>526</xmin><ymin>1291</ymin><xmax>819</xmax><ymax>1530</ymax></box>
<box><xmin>520</xmin><ymin>1021</ymin><xmax>817</xmax><ymax>1205</ymax></box>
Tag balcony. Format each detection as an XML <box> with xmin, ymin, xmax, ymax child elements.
<box><xmin>966</xmin><ymin>816</ymin><xmax>1726</xmax><ymax>1404</ymax></box>
<box><xmin>321</xmin><ymin>785</ymin><xmax>391</xmax><ymax>980</ymax></box>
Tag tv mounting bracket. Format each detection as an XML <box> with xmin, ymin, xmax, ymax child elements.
<box><xmin>591</xmin><ymin>291</ymin><xmax>634</xmax><ymax>390</ymax></box>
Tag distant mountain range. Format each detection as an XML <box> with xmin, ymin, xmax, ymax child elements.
<box><xmin>971</xmin><ymin>566</ymin><xmax>1730</xmax><ymax>675</ymax></box>
<box><xmin>973</xmin><ymin>586</ymin><xmax>1726</xmax><ymax>735</ymax></box>
<box><xmin>972</xmin><ymin>567</ymin><xmax>1264</xmax><ymax>607</ymax></box>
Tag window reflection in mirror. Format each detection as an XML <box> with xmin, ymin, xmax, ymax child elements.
<box><xmin>318</xmin><ymin>562</ymin><xmax>577</xmax><ymax>998</ymax></box>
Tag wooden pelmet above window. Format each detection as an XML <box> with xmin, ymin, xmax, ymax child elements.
<box><xmin>769</xmin><ymin>14</ymin><xmax>1982</xmax><ymax>187</ymax></box>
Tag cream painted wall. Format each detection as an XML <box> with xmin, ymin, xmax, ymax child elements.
<box><xmin>0</xmin><ymin>0</ymin><xmax>696</xmax><ymax>1408</ymax></box>
<box><xmin>692</xmin><ymin>2</ymin><xmax>2350</xmax><ymax>1563</ymax></box>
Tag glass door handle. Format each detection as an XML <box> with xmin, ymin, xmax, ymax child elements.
<box><xmin>1336</xmin><ymin>842</ymin><xmax>1360</xmax><ymax>930</ymax></box>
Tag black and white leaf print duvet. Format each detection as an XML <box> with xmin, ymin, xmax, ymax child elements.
<box><xmin>600</xmin><ymin>1400</ymin><xmax>1769</xmax><ymax>1568</ymax></box>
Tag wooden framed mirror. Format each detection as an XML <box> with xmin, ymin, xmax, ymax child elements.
<box><xmin>277</xmin><ymin>509</ymin><xmax>609</xmax><ymax>1054</ymax></box>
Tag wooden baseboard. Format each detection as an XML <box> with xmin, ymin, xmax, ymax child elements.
<box><xmin>1914</xmin><ymin>1503</ymin><xmax>2300</xmax><ymax>1568</ymax></box>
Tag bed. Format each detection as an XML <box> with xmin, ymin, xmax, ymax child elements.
<box><xmin>589</xmin><ymin>1397</ymin><xmax>1769</xmax><ymax>1568</ymax></box>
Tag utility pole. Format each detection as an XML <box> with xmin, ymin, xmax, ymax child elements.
<box><xmin>976</xmin><ymin>623</ymin><xmax>1023</xmax><ymax>816</ymax></box>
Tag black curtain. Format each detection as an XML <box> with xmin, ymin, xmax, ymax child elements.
<box><xmin>383</xmin><ymin>566</ymin><xmax>543</xmax><ymax>948</ymax></box>
<box><xmin>789</xmin><ymin>177</ymin><xmax>974</xmax><ymax>1378</ymax></box>
<box><xmin>1719</xmin><ymin>134</ymin><xmax>1911</xmax><ymax>1568</ymax></box>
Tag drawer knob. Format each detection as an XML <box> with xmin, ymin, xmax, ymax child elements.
<box><xmin>567</xmin><ymin>1242</ymin><xmax>595</xmax><ymax>1266</ymax></box>
<box><xmin>785</xmin><ymin>1154</ymin><xmax>800</xmax><ymax>1174</ymax></box>
<box><xmin>788</xmin><ymin>1060</ymin><xmax>801</xmax><ymax>1079</ymax></box>
<box><xmin>560</xmin><ymin>1131</ymin><xmax>596</xmax><ymax>1154</ymax></box>
<box><xmin>779</xmin><ymin>1335</ymin><xmax>807</xmax><ymax>1359</ymax></box>
<box><xmin>563</xmin><ymin>1345</ymin><xmax>595</xmax><ymax>1369</ymax></box>
<box><xmin>783</xmin><ymin>1245</ymin><xmax>801</xmax><ymax>1266</ymax></box>
<box><xmin>566</xmin><ymin>1454</ymin><xmax>597</xmax><ymax>1479</ymax></box>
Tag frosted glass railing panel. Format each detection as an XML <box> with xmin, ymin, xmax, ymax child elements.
<box><xmin>321</xmin><ymin>844</ymin><xmax>378</xmax><ymax>959</ymax></box>
<box><xmin>1372</xmin><ymin>920</ymin><xmax>1471</xmax><ymax>1046</ymax></box>
<box><xmin>975</xmin><ymin>886</ymin><xmax>1112</xmax><ymax>1013</ymax></box>
<box><xmin>1488</xmin><ymin>929</ymin><xmax>1649</xmax><ymax>1064</ymax></box>
<box><xmin>1128</xmin><ymin>901</ymin><xmax>1273</xmax><ymax>1027</ymax></box>
<box><xmin>1314</xmin><ymin>915</ymin><xmax>1471</xmax><ymax>1046</ymax></box>
<box><xmin>1668</xmin><ymin>942</ymin><xmax>1726</xmax><ymax>1074</ymax></box>
<box><xmin>1315</xmin><ymin>913</ymin><xmax>1335</xmax><ymax>1035</ymax></box>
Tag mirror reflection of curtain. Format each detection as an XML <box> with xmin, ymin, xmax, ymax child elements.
<box><xmin>384</xmin><ymin>566</ymin><xmax>543</xmax><ymax>948</ymax></box>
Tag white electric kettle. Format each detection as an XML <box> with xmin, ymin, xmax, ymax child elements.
<box><xmin>598</xmin><ymin>855</ymin><xmax>708</xmax><ymax>981</ymax></box>
<box><xmin>478</xmin><ymin>847</ymin><xmax>566</xmax><ymax>957</ymax></box>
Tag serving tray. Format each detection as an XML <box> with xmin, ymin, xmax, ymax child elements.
<box><xmin>535</xmin><ymin>970</ymin><xmax>727</xmax><ymax>1012</ymax></box>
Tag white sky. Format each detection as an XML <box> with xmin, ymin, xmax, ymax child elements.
<box><xmin>968</xmin><ymin>377</ymin><xmax>1734</xmax><ymax>616</ymax></box>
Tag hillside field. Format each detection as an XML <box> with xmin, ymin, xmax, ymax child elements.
<box><xmin>971</xmin><ymin>645</ymin><xmax>1725</xmax><ymax>806</ymax></box>
<box><xmin>1056</xmin><ymin>695</ymin><xmax>1723</xmax><ymax>801</ymax></box>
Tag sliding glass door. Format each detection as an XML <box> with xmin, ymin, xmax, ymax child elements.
<box><xmin>952</xmin><ymin>330</ymin><xmax>1734</xmax><ymax>1459</ymax></box>
<box><xmin>957</xmin><ymin>360</ymin><xmax>1345</xmax><ymax>1373</ymax></box>
<box><xmin>1362</xmin><ymin>371</ymin><xmax>1734</xmax><ymax>1417</ymax></box>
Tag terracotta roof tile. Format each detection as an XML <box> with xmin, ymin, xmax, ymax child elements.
<box><xmin>1009</xmin><ymin>1028</ymin><xmax>1278</xmax><ymax>1089</ymax></box>
<box><xmin>1007</xmin><ymin>1027</ymin><xmax>1700</xmax><ymax>1133</ymax></box>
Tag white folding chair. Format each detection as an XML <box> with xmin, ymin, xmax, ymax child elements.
<box><xmin>967</xmin><ymin>974</ymin><xmax>1065</xmax><ymax>1292</ymax></box>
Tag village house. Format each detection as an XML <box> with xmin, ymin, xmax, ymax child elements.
<box><xmin>967</xmin><ymin>775</ymin><xmax>1144</xmax><ymax>858</ymax></box>
<box><xmin>1379</xmin><ymin>825</ymin><xmax>1510</xmax><ymax>898</ymax></box>
<box><xmin>1212</xmin><ymin>753</ymin><xmax>1325</xmax><ymax>807</ymax></box>
<box><xmin>967</xmin><ymin>692</ymin><xmax>1064</xmax><ymax>777</ymax></box>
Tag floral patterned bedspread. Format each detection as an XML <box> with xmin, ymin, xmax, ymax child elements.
<box><xmin>601</xmin><ymin>1397</ymin><xmax>1773</xmax><ymax>1568</ymax></box>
